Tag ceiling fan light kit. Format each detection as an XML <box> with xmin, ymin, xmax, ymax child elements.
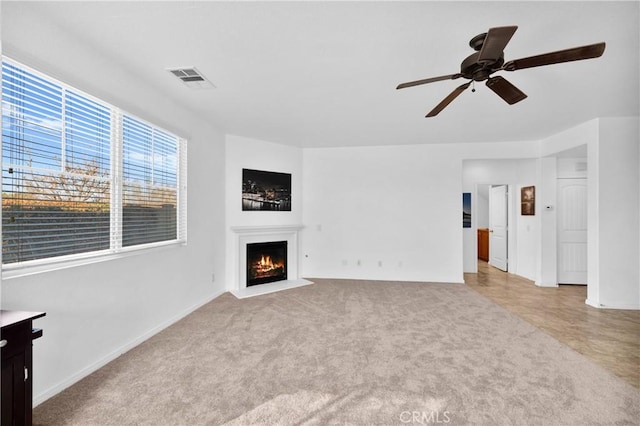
<box><xmin>397</xmin><ymin>26</ymin><xmax>605</xmax><ymax>117</ymax></box>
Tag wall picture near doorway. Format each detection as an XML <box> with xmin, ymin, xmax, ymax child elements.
<box><xmin>521</xmin><ymin>185</ymin><xmax>535</xmax><ymax>216</ymax></box>
<box><xmin>462</xmin><ymin>192</ymin><xmax>471</xmax><ymax>228</ymax></box>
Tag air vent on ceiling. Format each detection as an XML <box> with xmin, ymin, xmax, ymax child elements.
<box><xmin>166</xmin><ymin>67</ymin><xmax>215</xmax><ymax>89</ymax></box>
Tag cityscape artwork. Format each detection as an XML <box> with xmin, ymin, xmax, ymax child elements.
<box><xmin>242</xmin><ymin>169</ymin><xmax>292</xmax><ymax>211</ymax></box>
<box><xmin>462</xmin><ymin>193</ymin><xmax>471</xmax><ymax>228</ymax></box>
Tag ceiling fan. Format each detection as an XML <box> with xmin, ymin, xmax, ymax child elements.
<box><xmin>396</xmin><ymin>26</ymin><xmax>605</xmax><ymax>117</ymax></box>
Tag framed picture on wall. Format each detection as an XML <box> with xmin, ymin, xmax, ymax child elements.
<box><xmin>242</xmin><ymin>168</ymin><xmax>292</xmax><ymax>211</ymax></box>
<box><xmin>462</xmin><ymin>192</ymin><xmax>471</xmax><ymax>228</ymax></box>
<box><xmin>521</xmin><ymin>185</ymin><xmax>535</xmax><ymax>215</ymax></box>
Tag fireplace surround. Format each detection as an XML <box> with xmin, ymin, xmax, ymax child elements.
<box><xmin>230</xmin><ymin>224</ymin><xmax>312</xmax><ymax>298</ymax></box>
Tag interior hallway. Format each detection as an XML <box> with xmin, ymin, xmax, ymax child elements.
<box><xmin>465</xmin><ymin>261</ymin><xmax>640</xmax><ymax>389</ymax></box>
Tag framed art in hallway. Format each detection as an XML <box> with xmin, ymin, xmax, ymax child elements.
<box><xmin>462</xmin><ymin>192</ymin><xmax>471</xmax><ymax>228</ymax></box>
<box><xmin>242</xmin><ymin>168</ymin><xmax>292</xmax><ymax>211</ymax></box>
<box><xmin>521</xmin><ymin>185</ymin><xmax>535</xmax><ymax>215</ymax></box>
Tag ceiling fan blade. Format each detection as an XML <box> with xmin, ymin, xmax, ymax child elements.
<box><xmin>503</xmin><ymin>42</ymin><xmax>605</xmax><ymax>71</ymax></box>
<box><xmin>425</xmin><ymin>82</ymin><xmax>471</xmax><ymax>117</ymax></box>
<box><xmin>486</xmin><ymin>76</ymin><xmax>527</xmax><ymax>105</ymax></box>
<box><xmin>478</xmin><ymin>26</ymin><xmax>518</xmax><ymax>63</ymax></box>
<box><xmin>396</xmin><ymin>74</ymin><xmax>462</xmax><ymax>90</ymax></box>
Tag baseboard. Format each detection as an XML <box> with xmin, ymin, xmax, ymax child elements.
<box><xmin>534</xmin><ymin>280</ymin><xmax>559</xmax><ymax>288</ymax></box>
<box><xmin>585</xmin><ymin>298</ymin><xmax>640</xmax><ymax>310</ymax></box>
<box><xmin>231</xmin><ymin>279</ymin><xmax>314</xmax><ymax>299</ymax></box>
<box><xmin>33</xmin><ymin>289</ymin><xmax>227</xmax><ymax>407</ymax></box>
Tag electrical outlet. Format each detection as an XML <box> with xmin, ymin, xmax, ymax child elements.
<box><xmin>357</xmin><ymin>260</ymin><xmax>361</xmax><ymax>266</ymax></box>
<box><xmin>378</xmin><ymin>261</ymin><xmax>382</xmax><ymax>267</ymax></box>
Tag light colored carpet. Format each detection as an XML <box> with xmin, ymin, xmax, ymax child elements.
<box><xmin>34</xmin><ymin>279</ymin><xmax>640</xmax><ymax>425</ymax></box>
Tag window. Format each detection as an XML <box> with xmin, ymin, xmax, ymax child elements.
<box><xmin>1</xmin><ymin>59</ymin><xmax>186</xmax><ymax>268</ymax></box>
<box><xmin>122</xmin><ymin>116</ymin><xmax>178</xmax><ymax>247</ymax></box>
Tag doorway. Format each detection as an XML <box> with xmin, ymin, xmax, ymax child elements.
<box><xmin>557</xmin><ymin>178</ymin><xmax>588</xmax><ymax>284</ymax></box>
<box><xmin>489</xmin><ymin>185</ymin><xmax>509</xmax><ymax>271</ymax></box>
<box><xmin>477</xmin><ymin>184</ymin><xmax>509</xmax><ymax>272</ymax></box>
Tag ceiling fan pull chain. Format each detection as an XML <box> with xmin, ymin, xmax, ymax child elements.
<box><xmin>472</xmin><ymin>80</ymin><xmax>476</xmax><ymax>93</ymax></box>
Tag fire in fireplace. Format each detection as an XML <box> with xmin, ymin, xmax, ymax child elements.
<box><xmin>246</xmin><ymin>241</ymin><xmax>287</xmax><ymax>286</ymax></box>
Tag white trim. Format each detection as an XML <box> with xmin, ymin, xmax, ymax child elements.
<box><xmin>2</xmin><ymin>239</ymin><xmax>186</xmax><ymax>280</ymax></box>
<box><xmin>33</xmin><ymin>289</ymin><xmax>226</xmax><ymax>407</ymax></box>
<box><xmin>231</xmin><ymin>278</ymin><xmax>314</xmax><ymax>299</ymax></box>
<box><xmin>230</xmin><ymin>224</ymin><xmax>304</xmax><ymax>234</ymax></box>
<box><xmin>178</xmin><ymin>138</ymin><xmax>188</xmax><ymax>242</ymax></box>
<box><xmin>585</xmin><ymin>298</ymin><xmax>640</xmax><ymax>310</ymax></box>
<box><xmin>585</xmin><ymin>298</ymin><xmax>600</xmax><ymax>309</ymax></box>
<box><xmin>111</xmin><ymin>108</ymin><xmax>123</xmax><ymax>251</ymax></box>
<box><xmin>535</xmin><ymin>280</ymin><xmax>559</xmax><ymax>288</ymax></box>
<box><xmin>60</xmin><ymin>86</ymin><xmax>67</xmax><ymax>172</ymax></box>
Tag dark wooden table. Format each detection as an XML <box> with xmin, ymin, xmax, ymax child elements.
<box><xmin>1</xmin><ymin>310</ymin><xmax>46</xmax><ymax>426</ymax></box>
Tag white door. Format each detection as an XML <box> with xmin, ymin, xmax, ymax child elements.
<box><xmin>557</xmin><ymin>178</ymin><xmax>588</xmax><ymax>284</ymax></box>
<box><xmin>489</xmin><ymin>185</ymin><xmax>508</xmax><ymax>271</ymax></box>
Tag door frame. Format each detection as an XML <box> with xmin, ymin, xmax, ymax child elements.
<box><xmin>474</xmin><ymin>183</ymin><xmax>516</xmax><ymax>273</ymax></box>
<box><xmin>489</xmin><ymin>184</ymin><xmax>509</xmax><ymax>271</ymax></box>
<box><xmin>557</xmin><ymin>177</ymin><xmax>588</xmax><ymax>285</ymax></box>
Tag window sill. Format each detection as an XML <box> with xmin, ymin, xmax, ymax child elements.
<box><xmin>2</xmin><ymin>240</ymin><xmax>186</xmax><ymax>280</ymax></box>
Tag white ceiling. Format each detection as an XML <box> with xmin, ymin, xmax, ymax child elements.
<box><xmin>3</xmin><ymin>1</ymin><xmax>639</xmax><ymax>148</ymax></box>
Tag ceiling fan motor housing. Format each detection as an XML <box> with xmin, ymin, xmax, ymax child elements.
<box><xmin>460</xmin><ymin>51</ymin><xmax>504</xmax><ymax>81</ymax></box>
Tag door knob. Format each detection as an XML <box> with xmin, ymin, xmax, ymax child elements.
<box><xmin>0</xmin><ymin>339</ymin><xmax>7</xmax><ymax>348</ymax></box>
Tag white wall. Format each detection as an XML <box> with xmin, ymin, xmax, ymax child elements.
<box><xmin>302</xmin><ymin>144</ymin><xmax>463</xmax><ymax>283</ymax></box>
<box><xmin>515</xmin><ymin>160</ymin><xmax>539</xmax><ymax>281</ymax></box>
<box><xmin>595</xmin><ymin>117</ymin><xmax>640</xmax><ymax>309</ymax></box>
<box><xmin>540</xmin><ymin>120</ymin><xmax>599</xmax><ymax>157</ymax></box>
<box><xmin>540</xmin><ymin>120</ymin><xmax>599</xmax><ymax>290</ymax></box>
<box><xmin>476</xmin><ymin>185</ymin><xmax>489</xmax><ymax>229</ymax></box>
<box><xmin>557</xmin><ymin>158</ymin><xmax>588</xmax><ymax>179</ymax></box>
<box><xmin>541</xmin><ymin>118</ymin><xmax>640</xmax><ymax>309</ymax></box>
<box><xmin>224</xmin><ymin>135</ymin><xmax>303</xmax><ymax>290</ymax></box>
<box><xmin>537</xmin><ymin>157</ymin><xmax>557</xmax><ymax>287</ymax></box>
<box><xmin>1</xmin><ymin>7</ymin><xmax>227</xmax><ymax>404</ymax></box>
<box><xmin>302</xmin><ymin>142</ymin><xmax>540</xmax><ymax>284</ymax></box>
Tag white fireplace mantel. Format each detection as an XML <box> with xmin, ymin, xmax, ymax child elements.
<box><xmin>230</xmin><ymin>224</ymin><xmax>304</xmax><ymax>234</ymax></box>
<box><xmin>230</xmin><ymin>224</ymin><xmax>312</xmax><ymax>298</ymax></box>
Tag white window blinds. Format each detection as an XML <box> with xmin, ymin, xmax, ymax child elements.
<box><xmin>1</xmin><ymin>59</ymin><xmax>186</xmax><ymax>267</ymax></box>
<box><xmin>122</xmin><ymin>115</ymin><xmax>178</xmax><ymax>247</ymax></box>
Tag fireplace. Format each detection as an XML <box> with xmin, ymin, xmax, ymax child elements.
<box><xmin>230</xmin><ymin>225</ymin><xmax>311</xmax><ymax>298</ymax></box>
<box><xmin>246</xmin><ymin>241</ymin><xmax>287</xmax><ymax>286</ymax></box>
